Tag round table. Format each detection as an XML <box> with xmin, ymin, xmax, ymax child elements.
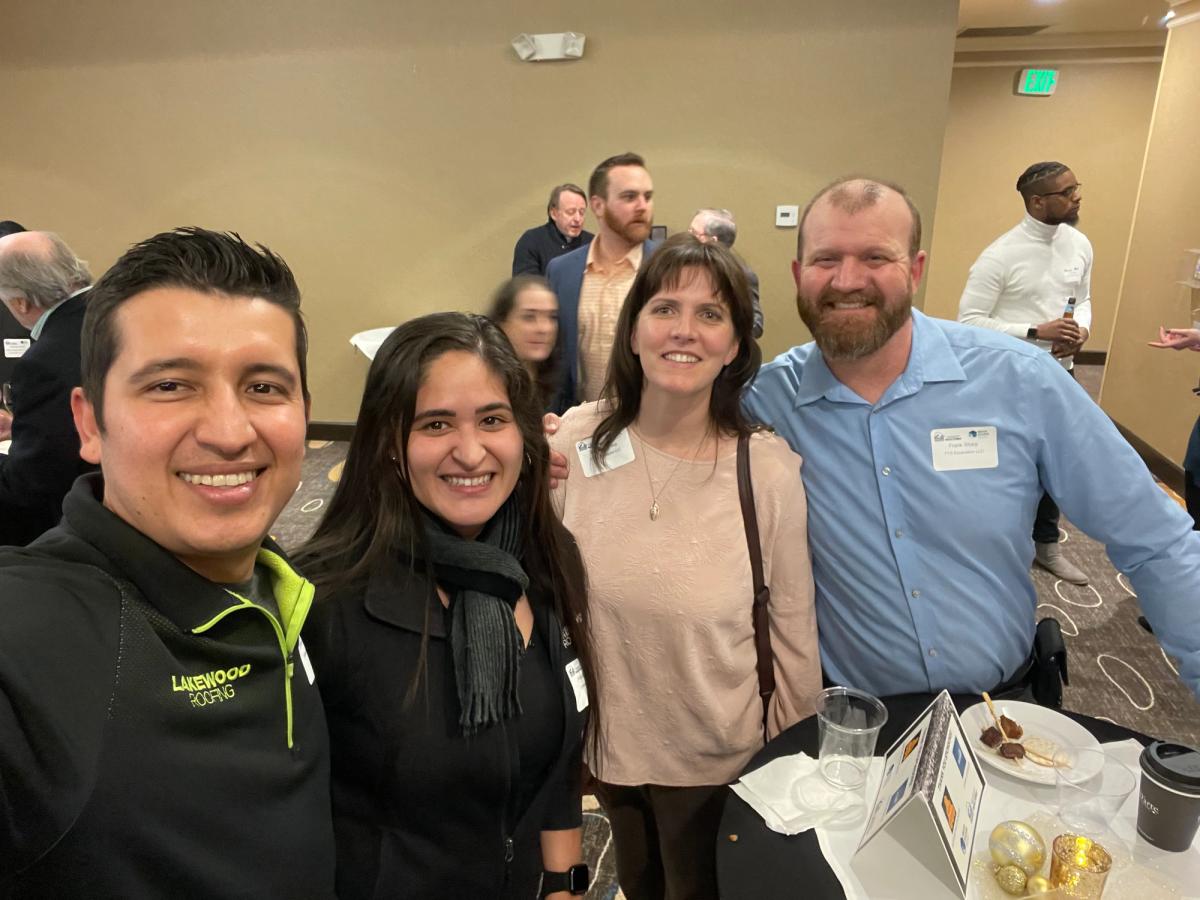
<box><xmin>716</xmin><ymin>693</ymin><xmax>1150</xmax><ymax>900</ymax></box>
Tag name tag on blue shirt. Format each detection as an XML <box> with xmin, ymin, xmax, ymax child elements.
<box><xmin>930</xmin><ymin>427</ymin><xmax>999</xmax><ymax>472</ymax></box>
<box><xmin>575</xmin><ymin>428</ymin><xmax>635</xmax><ymax>477</ymax></box>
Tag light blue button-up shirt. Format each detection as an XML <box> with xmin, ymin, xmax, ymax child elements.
<box><xmin>744</xmin><ymin>310</ymin><xmax>1200</xmax><ymax>698</ymax></box>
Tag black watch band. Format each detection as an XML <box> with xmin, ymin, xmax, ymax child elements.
<box><xmin>1026</xmin><ymin>326</ymin><xmax>1039</xmax><ymax>340</ymax></box>
<box><xmin>541</xmin><ymin>863</ymin><xmax>589</xmax><ymax>896</ymax></box>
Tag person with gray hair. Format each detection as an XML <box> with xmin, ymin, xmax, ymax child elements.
<box><xmin>0</xmin><ymin>229</ymin><xmax>96</xmax><ymax>544</ymax></box>
<box><xmin>688</xmin><ymin>207</ymin><xmax>764</xmax><ymax>337</ymax></box>
<box><xmin>0</xmin><ymin>220</ymin><xmax>29</xmax><ymax>387</ymax></box>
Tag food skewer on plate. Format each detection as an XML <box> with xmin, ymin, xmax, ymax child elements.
<box><xmin>978</xmin><ymin>692</ymin><xmax>1062</xmax><ymax>768</ymax></box>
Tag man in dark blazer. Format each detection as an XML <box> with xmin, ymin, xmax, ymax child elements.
<box><xmin>0</xmin><ymin>220</ymin><xmax>30</xmax><ymax>387</ymax></box>
<box><xmin>688</xmin><ymin>208</ymin><xmax>765</xmax><ymax>338</ymax></box>
<box><xmin>0</xmin><ymin>230</ymin><xmax>95</xmax><ymax>545</ymax></box>
<box><xmin>511</xmin><ymin>183</ymin><xmax>593</xmax><ymax>276</ymax></box>
<box><xmin>547</xmin><ymin>152</ymin><xmax>658</xmax><ymax>408</ymax></box>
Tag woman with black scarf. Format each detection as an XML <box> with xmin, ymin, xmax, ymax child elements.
<box><xmin>297</xmin><ymin>312</ymin><xmax>597</xmax><ymax>900</ymax></box>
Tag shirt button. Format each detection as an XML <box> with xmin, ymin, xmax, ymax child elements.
<box><xmin>894</xmin><ymin>529</ymin><xmax>903</xmax><ymax>538</ymax></box>
<box><xmin>911</xmin><ymin>589</ymin><xmax>921</xmax><ymax>598</ymax></box>
<box><xmin>928</xmin><ymin>648</ymin><xmax>938</xmax><ymax>658</ymax></box>
<box><xmin>882</xmin><ymin>466</ymin><xmax>892</xmax><ymax>476</ymax></box>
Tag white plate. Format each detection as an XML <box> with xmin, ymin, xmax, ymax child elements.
<box><xmin>961</xmin><ymin>700</ymin><xmax>1101</xmax><ymax>785</ymax></box>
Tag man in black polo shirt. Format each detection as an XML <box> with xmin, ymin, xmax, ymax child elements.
<box><xmin>0</xmin><ymin>227</ymin><xmax>335</xmax><ymax>896</ymax></box>
<box><xmin>512</xmin><ymin>182</ymin><xmax>593</xmax><ymax>275</ymax></box>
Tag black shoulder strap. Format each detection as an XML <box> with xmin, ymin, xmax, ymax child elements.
<box><xmin>737</xmin><ymin>433</ymin><xmax>775</xmax><ymax>734</ymax></box>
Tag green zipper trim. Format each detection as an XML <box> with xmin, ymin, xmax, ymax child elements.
<box><xmin>190</xmin><ymin>549</ymin><xmax>316</xmax><ymax>750</ymax></box>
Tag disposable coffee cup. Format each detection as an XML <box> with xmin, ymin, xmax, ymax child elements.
<box><xmin>1137</xmin><ymin>741</ymin><xmax>1200</xmax><ymax>852</ymax></box>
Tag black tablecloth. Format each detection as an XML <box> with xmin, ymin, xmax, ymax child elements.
<box><xmin>716</xmin><ymin>693</ymin><xmax>1150</xmax><ymax>900</ymax></box>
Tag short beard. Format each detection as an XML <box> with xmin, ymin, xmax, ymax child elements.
<box><xmin>1045</xmin><ymin>210</ymin><xmax>1080</xmax><ymax>227</ymax></box>
<box><xmin>605</xmin><ymin>207</ymin><xmax>651</xmax><ymax>245</ymax></box>
<box><xmin>797</xmin><ymin>285</ymin><xmax>913</xmax><ymax>361</ymax></box>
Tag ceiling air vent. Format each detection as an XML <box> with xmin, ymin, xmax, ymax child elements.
<box><xmin>957</xmin><ymin>25</ymin><xmax>1051</xmax><ymax>38</ymax></box>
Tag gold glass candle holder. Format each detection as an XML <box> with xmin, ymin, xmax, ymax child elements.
<box><xmin>1049</xmin><ymin>834</ymin><xmax>1112</xmax><ymax>898</ymax></box>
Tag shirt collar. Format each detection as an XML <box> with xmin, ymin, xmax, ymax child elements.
<box><xmin>585</xmin><ymin>237</ymin><xmax>643</xmax><ymax>273</ymax></box>
<box><xmin>791</xmin><ymin>310</ymin><xmax>965</xmax><ymax>408</ymax></box>
<box><xmin>30</xmin><ymin>285</ymin><xmax>89</xmax><ymax>341</ymax></box>
<box><xmin>1019</xmin><ymin>212</ymin><xmax>1060</xmax><ymax>244</ymax></box>
<box><xmin>545</xmin><ymin>218</ymin><xmax>572</xmax><ymax>244</ymax></box>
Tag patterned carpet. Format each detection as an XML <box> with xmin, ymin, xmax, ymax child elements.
<box><xmin>274</xmin><ymin>368</ymin><xmax>1198</xmax><ymax>898</ymax></box>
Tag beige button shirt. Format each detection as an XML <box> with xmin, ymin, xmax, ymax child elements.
<box><xmin>576</xmin><ymin>241</ymin><xmax>643</xmax><ymax>402</ymax></box>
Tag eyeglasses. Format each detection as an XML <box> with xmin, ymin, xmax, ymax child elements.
<box><xmin>1037</xmin><ymin>183</ymin><xmax>1082</xmax><ymax>199</ymax></box>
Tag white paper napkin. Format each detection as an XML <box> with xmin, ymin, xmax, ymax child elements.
<box><xmin>732</xmin><ymin>752</ymin><xmax>868</xmax><ymax>835</ymax></box>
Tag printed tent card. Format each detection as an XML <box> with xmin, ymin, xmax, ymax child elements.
<box><xmin>852</xmin><ymin>691</ymin><xmax>987</xmax><ymax>898</ymax></box>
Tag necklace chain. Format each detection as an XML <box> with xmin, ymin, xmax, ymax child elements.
<box><xmin>634</xmin><ymin>427</ymin><xmax>706</xmax><ymax>521</ymax></box>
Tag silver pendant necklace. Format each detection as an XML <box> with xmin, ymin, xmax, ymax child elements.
<box><xmin>635</xmin><ymin>428</ymin><xmax>705</xmax><ymax>522</ymax></box>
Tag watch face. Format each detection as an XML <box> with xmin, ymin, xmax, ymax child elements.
<box><xmin>568</xmin><ymin>864</ymin><xmax>589</xmax><ymax>893</ymax></box>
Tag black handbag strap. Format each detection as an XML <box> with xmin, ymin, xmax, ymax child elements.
<box><xmin>737</xmin><ymin>433</ymin><xmax>775</xmax><ymax>733</ymax></box>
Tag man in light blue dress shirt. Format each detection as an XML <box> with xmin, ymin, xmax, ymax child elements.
<box><xmin>743</xmin><ymin>176</ymin><xmax>1200</xmax><ymax>700</ymax></box>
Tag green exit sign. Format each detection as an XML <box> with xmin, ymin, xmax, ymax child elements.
<box><xmin>1017</xmin><ymin>68</ymin><xmax>1058</xmax><ymax>96</ymax></box>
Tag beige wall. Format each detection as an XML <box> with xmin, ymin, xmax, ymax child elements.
<box><xmin>924</xmin><ymin>61</ymin><xmax>1160</xmax><ymax>351</ymax></box>
<box><xmin>1101</xmin><ymin>6</ymin><xmax>1200</xmax><ymax>467</ymax></box>
<box><xmin>1</xmin><ymin>0</ymin><xmax>957</xmax><ymax>420</ymax></box>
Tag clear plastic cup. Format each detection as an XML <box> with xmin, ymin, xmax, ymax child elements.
<box><xmin>814</xmin><ymin>687</ymin><xmax>888</xmax><ymax>789</ymax></box>
<box><xmin>1055</xmin><ymin>747</ymin><xmax>1137</xmax><ymax>835</ymax></box>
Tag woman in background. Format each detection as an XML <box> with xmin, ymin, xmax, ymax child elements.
<box><xmin>298</xmin><ymin>312</ymin><xmax>596</xmax><ymax>900</ymax></box>
<box><xmin>549</xmin><ymin>234</ymin><xmax>820</xmax><ymax>900</ymax></box>
<box><xmin>487</xmin><ymin>274</ymin><xmax>566</xmax><ymax>412</ymax></box>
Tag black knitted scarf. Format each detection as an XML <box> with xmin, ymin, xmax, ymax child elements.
<box><xmin>419</xmin><ymin>496</ymin><xmax>528</xmax><ymax>736</ymax></box>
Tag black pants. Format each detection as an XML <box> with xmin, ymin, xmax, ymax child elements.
<box><xmin>1186</xmin><ymin>415</ymin><xmax>1200</xmax><ymax>530</ymax></box>
<box><xmin>1033</xmin><ymin>492</ymin><xmax>1061</xmax><ymax>544</ymax></box>
<box><xmin>594</xmin><ymin>780</ymin><xmax>727</xmax><ymax>900</ymax></box>
<box><xmin>1033</xmin><ymin>368</ymin><xmax>1081</xmax><ymax>544</ymax></box>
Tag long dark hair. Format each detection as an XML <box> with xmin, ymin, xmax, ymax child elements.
<box><xmin>486</xmin><ymin>275</ymin><xmax>563</xmax><ymax>411</ymax></box>
<box><xmin>592</xmin><ymin>233</ymin><xmax>762</xmax><ymax>462</ymax></box>
<box><xmin>296</xmin><ymin>312</ymin><xmax>599</xmax><ymax>739</ymax></box>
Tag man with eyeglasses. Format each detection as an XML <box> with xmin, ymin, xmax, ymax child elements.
<box><xmin>957</xmin><ymin>161</ymin><xmax>1092</xmax><ymax>585</ymax></box>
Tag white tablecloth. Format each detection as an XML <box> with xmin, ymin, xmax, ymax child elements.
<box><xmin>814</xmin><ymin>740</ymin><xmax>1200</xmax><ymax>899</ymax></box>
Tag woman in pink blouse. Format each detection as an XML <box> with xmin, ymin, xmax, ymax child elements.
<box><xmin>550</xmin><ymin>233</ymin><xmax>820</xmax><ymax>900</ymax></box>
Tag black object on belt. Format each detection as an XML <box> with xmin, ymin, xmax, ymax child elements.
<box><xmin>989</xmin><ymin>618</ymin><xmax>1070</xmax><ymax>708</ymax></box>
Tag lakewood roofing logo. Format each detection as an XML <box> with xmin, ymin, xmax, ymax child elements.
<box><xmin>171</xmin><ymin>664</ymin><xmax>252</xmax><ymax>693</ymax></box>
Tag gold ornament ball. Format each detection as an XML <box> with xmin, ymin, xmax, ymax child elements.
<box><xmin>994</xmin><ymin>864</ymin><xmax>1028</xmax><ymax>896</ymax></box>
<box><xmin>988</xmin><ymin>820</ymin><xmax>1046</xmax><ymax>876</ymax></box>
<box><xmin>1026</xmin><ymin>874</ymin><xmax>1054</xmax><ymax>895</ymax></box>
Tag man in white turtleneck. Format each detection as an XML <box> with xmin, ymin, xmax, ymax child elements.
<box><xmin>958</xmin><ymin>161</ymin><xmax>1092</xmax><ymax>585</ymax></box>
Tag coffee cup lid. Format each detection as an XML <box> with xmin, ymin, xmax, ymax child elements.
<box><xmin>1141</xmin><ymin>741</ymin><xmax>1200</xmax><ymax>790</ymax></box>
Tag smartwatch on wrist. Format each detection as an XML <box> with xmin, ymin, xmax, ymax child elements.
<box><xmin>1026</xmin><ymin>326</ymin><xmax>1039</xmax><ymax>340</ymax></box>
<box><xmin>541</xmin><ymin>863</ymin><xmax>589</xmax><ymax>896</ymax></box>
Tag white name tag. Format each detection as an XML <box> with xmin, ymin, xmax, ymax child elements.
<box><xmin>296</xmin><ymin>636</ymin><xmax>316</xmax><ymax>684</ymax></box>
<box><xmin>930</xmin><ymin>426</ymin><xmax>999</xmax><ymax>472</ymax></box>
<box><xmin>565</xmin><ymin>658</ymin><xmax>588</xmax><ymax>712</ymax></box>
<box><xmin>1062</xmin><ymin>264</ymin><xmax>1083</xmax><ymax>283</ymax></box>
<box><xmin>575</xmin><ymin>428</ymin><xmax>635</xmax><ymax>477</ymax></box>
<box><xmin>3</xmin><ymin>338</ymin><xmax>30</xmax><ymax>359</ymax></box>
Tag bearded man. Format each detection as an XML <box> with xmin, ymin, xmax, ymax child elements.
<box><xmin>741</xmin><ymin>177</ymin><xmax>1200</xmax><ymax>703</ymax></box>
<box><xmin>546</xmin><ymin>152</ymin><xmax>658</xmax><ymax>405</ymax></box>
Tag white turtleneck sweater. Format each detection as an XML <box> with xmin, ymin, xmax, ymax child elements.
<box><xmin>957</xmin><ymin>213</ymin><xmax>1093</xmax><ymax>369</ymax></box>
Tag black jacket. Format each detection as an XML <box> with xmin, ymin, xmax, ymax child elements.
<box><xmin>511</xmin><ymin>219</ymin><xmax>593</xmax><ymax>277</ymax></box>
<box><xmin>0</xmin><ymin>292</ymin><xmax>97</xmax><ymax>546</ymax></box>
<box><xmin>304</xmin><ymin>559</ymin><xmax>586</xmax><ymax>899</ymax></box>
<box><xmin>0</xmin><ymin>474</ymin><xmax>335</xmax><ymax>898</ymax></box>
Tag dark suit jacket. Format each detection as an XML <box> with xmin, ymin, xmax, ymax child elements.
<box><xmin>0</xmin><ymin>291</ymin><xmax>96</xmax><ymax>545</ymax></box>
<box><xmin>511</xmin><ymin>219</ymin><xmax>592</xmax><ymax>276</ymax></box>
<box><xmin>546</xmin><ymin>238</ymin><xmax>658</xmax><ymax>408</ymax></box>
<box><xmin>0</xmin><ymin>305</ymin><xmax>30</xmax><ymax>385</ymax></box>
